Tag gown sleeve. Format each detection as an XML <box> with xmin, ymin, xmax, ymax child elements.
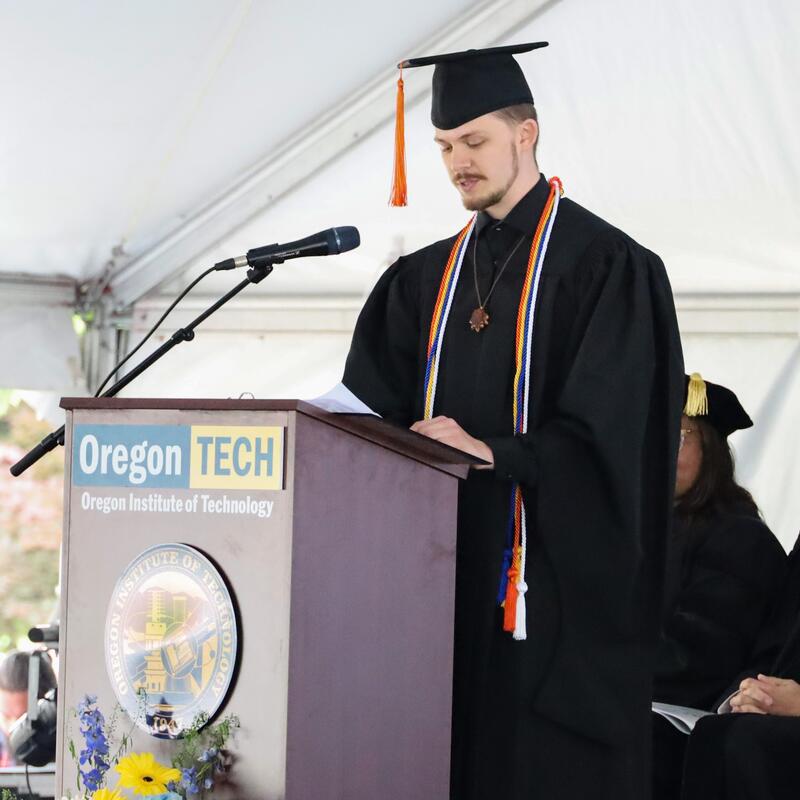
<box><xmin>537</xmin><ymin>230</ymin><xmax>684</xmax><ymax>610</ymax></box>
<box><xmin>342</xmin><ymin>255</ymin><xmax>421</xmax><ymax>426</ymax></box>
<box><xmin>515</xmin><ymin>230</ymin><xmax>685</xmax><ymax>741</ymax></box>
<box><xmin>483</xmin><ymin>230</ymin><xmax>683</xmax><ymax>495</ymax></box>
<box><xmin>655</xmin><ymin>515</ymin><xmax>787</xmax><ymax>707</ymax></box>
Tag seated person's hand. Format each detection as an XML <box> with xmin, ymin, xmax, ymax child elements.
<box><xmin>730</xmin><ymin>677</ymin><xmax>773</xmax><ymax>714</ymax></box>
<box><xmin>730</xmin><ymin>675</ymin><xmax>800</xmax><ymax>716</ymax></box>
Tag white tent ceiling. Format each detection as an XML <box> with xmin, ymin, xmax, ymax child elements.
<box><xmin>1</xmin><ymin>0</ymin><xmax>478</xmax><ymax>280</ymax></box>
<box><xmin>2</xmin><ymin>0</ymin><xmax>800</xmax><ymax>545</ymax></box>
<box><xmin>3</xmin><ymin>0</ymin><xmax>798</xmax><ymax>296</ymax></box>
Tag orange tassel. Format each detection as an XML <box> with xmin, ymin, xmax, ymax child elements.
<box><xmin>389</xmin><ymin>71</ymin><xmax>407</xmax><ymax>207</ymax></box>
<box><xmin>503</xmin><ymin>563</ymin><xmax>520</xmax><ymax>632</ymax></box>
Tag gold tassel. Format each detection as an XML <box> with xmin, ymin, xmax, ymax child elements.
<box><xmin>684</xmin><ymin>372</ymin><xmax>708</xmax><ymax>416</ymax></box>
<box><xmin>389</xmin><ymin>71</ymin><xmax>407</xmax><ymax>207</ymax></box>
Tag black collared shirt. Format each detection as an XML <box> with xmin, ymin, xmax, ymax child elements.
<box><xmin>472</xmin><ymin>175</ymin><xmax>550</xmax><ymax>303</ymax></box>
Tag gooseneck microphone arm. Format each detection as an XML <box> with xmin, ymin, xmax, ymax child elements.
<box><xmin>10</xmin><ymin>263</ymin><xmax>276</xmax><ymax>477</ymax></box>
<box><xmin>10</xmin><ymin>225</ymin><xmax>361</xmax><ymax>478</ymax></box>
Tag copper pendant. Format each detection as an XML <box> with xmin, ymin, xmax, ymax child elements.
<box><xmin>469</xmin><ymin>306</ymin><xmax>490</xmax><ymax>332</ymax></box>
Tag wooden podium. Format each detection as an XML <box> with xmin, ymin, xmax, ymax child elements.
<box><xmin>55</xmin><ymin>399</ymin><xmax>474</xmax><ymax>800</ymax></box>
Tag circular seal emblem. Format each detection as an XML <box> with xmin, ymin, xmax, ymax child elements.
<box><xmin>105</xmin><ymin>543</ymin><xmax>238</xmax><ymax>739</ymax></box>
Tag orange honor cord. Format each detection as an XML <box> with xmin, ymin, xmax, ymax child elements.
<box><xmin>389</xmin><ymin>71</ymin><xmax>407</xmax><ymax>207</ymax></box>
<box><xmin>423</xmin><ymin>218</ymin><xmax>477</xmax><ymax>418</ymax></box>
<box><xmin>424</xmin><ymin>178</ymin><xmax>565</xmax><ymax>640</ymax></box>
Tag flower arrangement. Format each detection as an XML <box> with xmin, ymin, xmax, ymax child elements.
<box><xmin>169</xmin><ymin>713</ymin><xmax>237</xmax><ymax>796</ymax></box>
<box><xmin>59</xmin><ymin>695</ymin><xmax>239</xmax><ymax>800</ymax></box>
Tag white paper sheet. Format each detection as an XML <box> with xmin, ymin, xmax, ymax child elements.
<box><xmin>306</xmin><ymin>382</ymin><xmax>379</xmax><ymax>416</ymax></box>
<box><xmin>652</xmin><ymin>701</ymin><xmax>714</xmax><ymax>735</ymax></box>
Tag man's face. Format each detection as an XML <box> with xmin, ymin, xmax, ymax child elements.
<box><xmin>434</xmin><ymin>113</ymin><xmax>521</xmax><ymax>212</ymax></box>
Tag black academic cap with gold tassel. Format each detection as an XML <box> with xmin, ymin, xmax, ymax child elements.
<box><xmin>389</xmin><ymin>42</ymin><xmax>548</xmax><ymax>207</ymax></box>
<box><xmin>683</xmin><ymin>372</ymin><xmax>753</xmax><ymax>438</ymax></box>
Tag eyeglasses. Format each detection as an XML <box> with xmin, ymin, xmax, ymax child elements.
<box><xmin>679</xmin><ymin>428</ymin><xmax>695</xmax><ymax>449</ymax></box>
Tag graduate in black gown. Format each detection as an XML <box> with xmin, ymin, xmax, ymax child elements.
<box><xmin>343</xmin><ymin>43</ymin><xmax>684</xmax><ymax>800</ymax></box>
<box><xmin>652</xmin><ymin>374</ymin><xmax>786</xmax><ymax>800</ymax></box>
<box><xmin>679</xmin><ymin>532</ymin><xmax>800</xmax><ymax>800</ymax></box>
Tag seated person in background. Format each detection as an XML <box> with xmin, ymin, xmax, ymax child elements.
<box><xmin>680</xmin><ymin>530</ymin><xmax>800</xmax><ymax>800</ymax></box>
<box><xmin>652</xmin><ymin>373</ymin><xmax>786</xmax><ymax>800</ymax></box>
<box><xmin>0</xmin><ymin>650</ymin><xmax>57</xmax><ymax>766</ymax></box>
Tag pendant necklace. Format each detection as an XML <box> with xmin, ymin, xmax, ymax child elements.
<box><xmin>469</xmin><ymin>228</ymin><xmax>527</xmax><ymax>332</ymax></box>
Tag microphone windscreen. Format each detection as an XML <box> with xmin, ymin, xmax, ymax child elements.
<box><xmin>331</xmin><ymin>226</ymin><xmax>360</xmax><ymax>254</ymax></box>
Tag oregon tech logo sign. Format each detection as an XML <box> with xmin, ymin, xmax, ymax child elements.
<box><xmin>72</xmin><ymin>424</ymin><xmax>284</xmax><ymax>490</ymax></box>
<box><xmin>105</xmin><ymin>543</ymin><xmax>238</xmax><ymax>739</ymax></box>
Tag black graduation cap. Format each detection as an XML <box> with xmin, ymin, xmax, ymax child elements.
<box><xmin>389</xmin><ymin>42</ymin><xmax>548</xmax><ymax>206</ymax></box>
<box><xmin>684</xmin><ymin>373</ymin><xmax>753</xmax><ymax>438</ymax></box>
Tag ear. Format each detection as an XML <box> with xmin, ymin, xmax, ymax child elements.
<box><xmin>518</xmin><ymin>118</ymin><xmax>538</xmax><ymax>154</ymax></box>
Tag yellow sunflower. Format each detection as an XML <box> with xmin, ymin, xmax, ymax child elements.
<box><xmin>91</xmin><ymin>790</ymin><xmax>125</xmax><ymax>800</ymax></box>
<box><xmin>115</xmin><ymin>751</ymin><xmax>181</xmax><ymax>795</ymax></box>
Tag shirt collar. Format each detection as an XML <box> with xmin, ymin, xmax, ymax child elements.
<box><xmin>475</xmin><ymin>173</ymin><xmax>550</xmax><ymax>236</ymax></box>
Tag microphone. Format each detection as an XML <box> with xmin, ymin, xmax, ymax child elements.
<box><xmin>215</xmin><ymin>226</ymin><xmax>360</xmax><ymax>271</ymax></box>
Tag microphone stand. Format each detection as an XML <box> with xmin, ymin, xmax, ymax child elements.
<box><xmin>10</xmin><ymin>262</ymin><xmax>275</xmax><ymax>477</ymax></box>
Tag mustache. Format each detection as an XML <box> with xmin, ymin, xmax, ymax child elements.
<box><xmin>452</xmin><ymin>172</ymin><xmax>486</xmax><ymax>182</ymax></box>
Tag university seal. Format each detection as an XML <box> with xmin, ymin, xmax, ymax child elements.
<box><xmin>104</xmin><ymin>543</ymin><xmax>238</xmax><ymax>738</ymax></box>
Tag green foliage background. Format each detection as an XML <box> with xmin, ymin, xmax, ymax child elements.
<box><xmin>0</xmin><ymin>398</ymin><xmax>62</xmax><ymax>651</ymax></box>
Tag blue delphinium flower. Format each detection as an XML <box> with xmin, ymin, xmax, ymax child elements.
<box><xmin>81</xmin><ymin>767</ymin><xmax>103</xmax><ymax>792</ymax></box>
<box><xmin>84</xmin><ymin>726</ymin><xmax>109</xmax><ymax>753</ymax></box>
<box><xmin>180</xmin><ymin>765</ymin><xmax>201</xmax><ymax>794</ymax></box>
<box><xmin>76</xmin><ymin>696</ymin><xmax>111</xmax><ymax>792</ymax></box>
<box><xmin>76</xmin><ymin>694</ymin><xmax>97</xmax><ymax>715</ymax></box>
<box><xmin>198</xmin><ymin>747</ymin><xmax>218</xmax><ymax>763</ymax></box>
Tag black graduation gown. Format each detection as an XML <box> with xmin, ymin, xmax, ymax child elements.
<box><xmin>680</xmin><ymin>533</ymin><xmax>800</xmax><ymax>800</ymax></box>
<box><xmin>656</xmin><ymin>507</ymin><xmax>786</xmax><ymax>708</ymax></box>
<box><xmin>343</xmin><ymin>176</ymin><xmax>684</xmax><ymax>800</ymax></box>
<box><xmin>651</xmin><ymin>507</ymin><xmax>786</xmax><ymax>800</ymax></box>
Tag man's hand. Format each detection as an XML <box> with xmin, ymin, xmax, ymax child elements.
<box><xmin>410</xmin><ymin>416</ymin><xmax>494</xmax><ymax>468</ymax></box>
<box><xmin>730</xmin><ymin>675</ymin><xmax>800</xmax><ymax>716</ymax></box>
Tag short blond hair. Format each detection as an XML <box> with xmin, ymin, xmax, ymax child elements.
<box><xmin>493</xmin><ymin>103</ymin><xmax>539</xmax><ymax>161</ymax></box>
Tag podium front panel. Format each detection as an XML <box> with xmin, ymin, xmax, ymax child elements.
<box><xmin>55</xmin><ymin>402</ymin><xmax>460</xmax><ymax>799</ymax></box>
<box><xmin>286</xmin><ymin>413</ymin><xmax>457</xmax><ymax>799</ymax></box>
<box><xmin>57</xmin><ymin>407</ymin><xmax>296</xmax><ymax>798</ymax></box>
